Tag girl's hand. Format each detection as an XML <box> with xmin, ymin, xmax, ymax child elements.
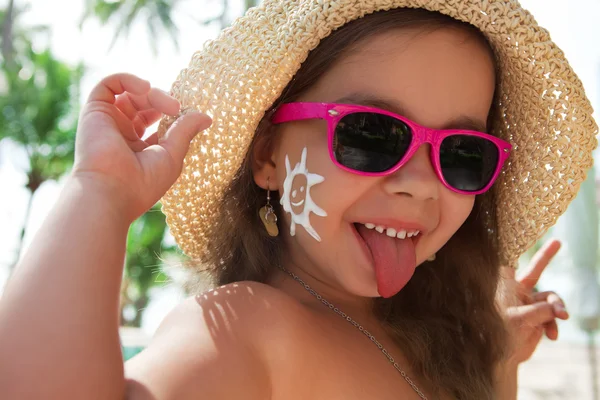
<box><xmin>72</xmin><ymin>73</ymin><xmax>212</xmax><ymax>223</ymax></box>
<box><xmin>499</xmin><ymin>239</ymin><xmax>569</xmax><ymax>365</ymax></box>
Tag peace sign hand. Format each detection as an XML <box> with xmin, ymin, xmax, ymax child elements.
<box><xmin>499</xmin><ymin>239</ymin><xmax>570</xmax><ymax>364</ymax></box>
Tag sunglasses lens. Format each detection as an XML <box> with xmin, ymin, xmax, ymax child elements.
<box><xmin>440</xmin><ymin>135</ymin><xmax>499</xmax><ymax>192</ymax></box>
<box><xmin>333</xmin><ymin>112</ymin><xmax>412</xmax><ymax>173</ymax></box>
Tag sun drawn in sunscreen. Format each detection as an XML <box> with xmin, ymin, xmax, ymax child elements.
<box><xmin>281</xmin><ymin>147</ymin><xmax>327</xmax><ymax>241</ymax></box>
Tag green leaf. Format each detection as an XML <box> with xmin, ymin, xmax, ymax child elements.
<box><xmin>79</xmin><ymin>0</ymin><xmax>180</xmax><ymax>55</ymax></box>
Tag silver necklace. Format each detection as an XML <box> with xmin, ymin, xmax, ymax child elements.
<box><xmin>280</xmin><ymin>266</ymin><xmax>428</xmax><ymax>399</ymax></box>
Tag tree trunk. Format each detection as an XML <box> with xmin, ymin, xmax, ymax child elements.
<box><xmin>219</xmin><ymin>0</ymin><xmax>229</xmax><ymax>28</ymax></box>
<box><xmin>2</xmin><ymin>0</ymin><xmax>15</xmax><ymax>67</ymax></box>
<box><xmin>131</xmin><ymin>294</ymin><xmax>150</xmax><ymax>328</ymax></box>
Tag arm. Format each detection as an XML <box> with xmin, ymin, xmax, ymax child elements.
<box><xmin>0</xmin><ymin>193</ymin><xmax>272</xmax><ymax>400</ymax></box>
<box><xmin>494</xmin><ymin>361</ymin><xmax>519</xmax><ymax>400</ymax></box>
<box><xmin>495</xmin><ymin>241</ymin><xmax>569</xmax><ymax>400</ymax></box>
<box><xmin>0</xmin><ymin>177</ymin><xmax>129</xmax><ymax>399</ymax></box>
<box><xmin>124</xmin><ymin>288</ymin><xmax>273</xmax><ymax>400</ymax></box>
<box><xmin>494</xmin><ymin>267</ymin><xmax>518</xmax><ymax>399</ymax></box>
<box><xmin>0</xmin><ymin>73</ymin><xmax>212</xmax><ymax>400</ymax></box>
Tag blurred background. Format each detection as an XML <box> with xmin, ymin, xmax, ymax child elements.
<box><xmin>0</xmin><ymin>0</ymin><xmax>599</xmax><ymax>398</ymax></box>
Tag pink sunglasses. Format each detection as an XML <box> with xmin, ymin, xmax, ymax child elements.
<box><xmin>271</xmin><ymin>102</ymin><xmax>511</xmax><ymax>195</ymax></box>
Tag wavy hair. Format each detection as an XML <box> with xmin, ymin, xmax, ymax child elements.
<box><xmin>192</xmin><ymin>8</ymin><xmax>508</xmax><ymax>399</ymax></box>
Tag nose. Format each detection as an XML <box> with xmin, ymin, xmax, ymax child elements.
<box><xmin>381</xmin><ymin>145</ymin><xmax>440</xmax><ymax>201</ymax></box>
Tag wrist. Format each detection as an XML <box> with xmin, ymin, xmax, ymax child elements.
<box><xmin>494</xmin><ymin>359</ymin><xmax>519</xmax><ymax>400</ymax></box>
<box><xmin>65</xmin><ymin>172</ymin><xmax>136</xmax><ymax>226</ymax></box>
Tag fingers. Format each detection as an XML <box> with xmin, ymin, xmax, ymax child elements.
<box><xmin>508</xmin><ymin>290</ymin><xmax>568</xmax><ymax>342</ymax></box>
<box><xmin>129</xmin><ymin>139</ymin><xmax>150</xmax><ymax>152</ymax></box>
<box><xmin>507</xmin><ymin>301</ymin><xmax>557</xmax><ymax>327</ymax></box>
<box><xmin>109</xmin><ymin>106</ymin><xmax>143</xmax><ymax>143</ymax></box>
<box><xmin>544</xmin><ymin>319</ymin><xmax>559</xmax><ymax>340</ymax></box>
<box><xmin>105</xmin><ymin>106</ymin><xmax>157</xmax><ymax>149</ymax></box>
<box><xmin>115</xmin><ymin>88</ymin><xmax>179</xmax><ymax>119</ymax></box>
<box><xmin>143</xmin><ymin>131</ymin><xmax>159</xmax><ymax>146</ymax></box>
<box><xmin>136</xmin><ymin>113</ymin><xmax>211</xmax><ymax>196</ymax></box>
<box><xmin>518</xmin><ymin>239</ymin><xmax>561</xmax><ymax>290</ymax></box>
<box><xmin>157</xmin><ymin>112</ymin><xmax>212</xmax><ymax>162</ymax></box>
<box><xmin>147</xmin><ymin>88</ymin><xmax>180</xmax><ymax>115</ymax></box>
<box><xmin>535</xmin><ymin>292</ymin><xmax>563</xmax><ymax>340</ymax></box>
<box><xmin>115</xmin><ymin>88</ymin><xmax>180</xmax><ymax>137</ymax></box>
<box><xmin>87</xmin><ymin>74</ymin><xmax>184</xmax><ymax>146</ymax></box>
<box><xmin>533</xmin><ymin>291</ymin><xmax>569</xmax><ymax>319</ymax></box>
<box><xmin>133</xmin><ymin>109</ymin><xmax>163</xmax><ymax>136</ymax></box>
<box><xmin>87</xmin><ymin>73</ymin><xmax>151</xmax><ymax>104</ymax></box>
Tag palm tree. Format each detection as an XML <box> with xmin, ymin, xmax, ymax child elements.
<box><xmin>80</xmin><ymin>0</ymin><xmax>180</xmax><ymax>55</ymax></box>
<box><xmin>0</xmin><ymin>5</ymin><xmax>83</xmax><ymax>274</ymax></box>
<box><xmin>1</xmin><ymin>0</ymin><xmax>49</xmax><ymax>68</ymax></box>
<box><xmin>244</xmin><ymin>0</ymin><xmax>260</xmax><ymax>11</ymax></box>
<box><xmin>80</xmin><ymin>0</ymin><xmax>263</xmax><ymax>55</ymax></box>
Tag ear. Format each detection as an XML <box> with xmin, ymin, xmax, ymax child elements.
<box><xmin>251</xmin><ymin>123</ymin><xmax>279</xmax><ymax>190</ymax></box>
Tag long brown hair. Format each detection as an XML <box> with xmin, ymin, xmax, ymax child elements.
<box><xmin>195</xmin><ymin>8</ymin><xmax>507</xmax><ymax>399</ymax></box>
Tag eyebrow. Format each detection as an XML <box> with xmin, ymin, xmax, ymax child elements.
<box><xmin>334</xmin><ymin>93</ymin><xmax>489</xmax><ymax>133</ymax></box>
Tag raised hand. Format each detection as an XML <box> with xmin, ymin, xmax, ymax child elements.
<box><xmin>499</xmin><ymin>239</ymin><xmax>569</xmax><ymax>364</ymax></box>
<box><xmin>72</xmin><ymin>73</ymin><xmax>212</xmax><ymax>223</ymax></box>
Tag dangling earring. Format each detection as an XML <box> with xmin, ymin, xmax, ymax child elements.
<box><xmin>427</xmin><ymin>253</ymin><xmax>436</xmax><ymax>262</ymax></box>
<box><xmin>259</xmin><ymin>178</ymin><xmax>279</xmax><ymax>237</ymax></box>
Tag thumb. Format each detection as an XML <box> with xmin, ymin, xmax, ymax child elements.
<box><xmin>159</xmin><ymin>112</ymin><xmax>212</xmax><ymax>162</ymax></box>
<box><xmin>507</xmin><ymin>301</ymin><xmax>556</xmax><ymax>327</ymax></box>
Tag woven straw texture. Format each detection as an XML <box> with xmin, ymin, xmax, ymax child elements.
<box><xmin>157</xmin><ymin>0</ymin><xmax>598</xmax><ymax>267</ymax></box>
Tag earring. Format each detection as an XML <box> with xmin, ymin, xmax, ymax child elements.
<box><xmin>259</xmin><ymin>178</ymin><xmax>279</xmax><ymax>237</ymax></box>
<box><xmin>427</xmin><ymin>253</ymin><xmax>436</xmax><ymax>262</ymax></box>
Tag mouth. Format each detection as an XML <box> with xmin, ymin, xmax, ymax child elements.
<box><xmin>352</xmin><ymin>221</ymin><xmax>423</xmax><ymax>298</ymax></box>
<box><xmin>292</xmin><ymin>200</ymin><xmax>305</xmax><ymax>207</ymax></box>
<box><xmin>351</xmin><ymin>222</ymin><xmax>424</xmax><ymax>261</ymax></box>
<box><xmin>354</xmin><ymin>222</ymin><xmax>423</xmax><ymax>242</ymax></box>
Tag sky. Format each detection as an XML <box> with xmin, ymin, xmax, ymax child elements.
<box><xmin>1</xmin><ymin>0</ymin><xmax>600</xmax><ymax>335</ymax></box>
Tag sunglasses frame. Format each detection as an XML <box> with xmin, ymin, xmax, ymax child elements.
<box><xmin>271</xmin><ymin>102</ymin><xmax>512</xmax><ymax>195</ymax></box>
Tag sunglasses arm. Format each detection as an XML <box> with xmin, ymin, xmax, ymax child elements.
<box><xmin>271</xmin><ymin>102</ymin><xmax>331</xmax><ymax>124</ymax></box>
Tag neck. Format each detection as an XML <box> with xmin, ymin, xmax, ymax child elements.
<box><xmin>269</xmin><ymin>259</ymin><xmax>378</xmax><ymax>325</ymax></box>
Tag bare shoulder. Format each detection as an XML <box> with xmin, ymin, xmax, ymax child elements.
<box><xmin>179</xmin><ymin>280</ymin><xmax>306</xmax><ymax>335</ymax></box>
<box><xmin>124</xmin><ymin>281</ymin><xmax>303</xmax><ymax>400</ymax></box>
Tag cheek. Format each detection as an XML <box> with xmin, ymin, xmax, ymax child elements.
<box><xmin>275</xmin><ymin>124</ymin><xmax>373</xmax><ymax>231</ymax></box>
<box><xmin>418</xmin><ymin>191</ymin><xmax>474</xmax><ymax>263</ymax></box>
<box><xmin>310</xmin><ymin>171</ymin><xmax>374</xmax><ymax>237</ymax></box>
<box><xmin>290</xmin><ymin>176</ymin><xmax>308</xmax><ymax>213</ymax></box>
<box><xmin>439</xmin><ymin>192</ymin><xmax>476</xmax><ymax>236</ymax></box>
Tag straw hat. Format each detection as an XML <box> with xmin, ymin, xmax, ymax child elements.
<box><xmin>157</xmin><ymin>0</ymin><xmax>597</xmax><ymax>267</ymax></box>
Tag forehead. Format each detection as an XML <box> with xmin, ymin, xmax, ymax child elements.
<box><xmin>301</xmin><ymin>26</ymin><xmax>496</xmax><ymax>130</ymax></box>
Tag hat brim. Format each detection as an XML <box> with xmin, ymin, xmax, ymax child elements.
<box><xmin>158</xmin><ymin>0</ymin><xmax>598</xmax><ymax>266</ymax></box>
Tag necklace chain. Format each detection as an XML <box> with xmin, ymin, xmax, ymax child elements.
<box><xmin>279</xmin><ymin>267</ymin><xmax>428</xmax><ymax>399</ymax></box>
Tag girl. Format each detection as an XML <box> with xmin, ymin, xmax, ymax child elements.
<box><xmin>1</xmin><ymin>1</ymin><xmax>596</xmax><ymax>399</ymax></box>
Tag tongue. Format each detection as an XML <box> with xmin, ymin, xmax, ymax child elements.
<box><xmin>357</xmin><ymin>225</ymin><xmax>417</xmax><ymax>298</ymax></box>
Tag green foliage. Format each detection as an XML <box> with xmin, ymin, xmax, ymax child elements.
<box><xmin>0</xmin><ymin>3</ymin><xmax>50</xmax><ymax>61</ymax></box>
<box><xmin>245</xmin><ymin>0</ymin><xmax>261</xmax><ymax>10</ymax></box>
<box><xmin>86</xmin><ymin>0</ymin><xmax>125</xmax><ymax>23</ymax></box>
<box><xmin>81</xmin><ymin>0</ymin><xmax>262</xmax><ymax>327</ymax></box>
<box><xmin>122</xmin><ymin>202</ymin><xmax>176</xmax><ymax>327</ymax></box>
<box><xmin>0</xmin><ymin>48</ymin><xmax>83</xmax><ymax>190</ymax></box>
<box><xmin>1</xmin><ymin>0</ymin><xmax>261</xmax><ymax>322</ymax></box>
<box><xmin>81</xmin><ymin>0</ymin><xmax>263</xmax><ymax>55</ymax></box>
<box><xmin>1</xmin><ymin>3</ymin><xmax>84</xmax><ymax>271</ymax></box>
<box><xmin>80</xmin><ymin>0</ymin><xmax>180</xmax><ymax>55</ymax></box>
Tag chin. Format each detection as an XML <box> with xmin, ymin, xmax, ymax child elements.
<box><xmin>337</xmin><ymin>261</ymin><xmax>380</xmax><ymax>297</ymax></box>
